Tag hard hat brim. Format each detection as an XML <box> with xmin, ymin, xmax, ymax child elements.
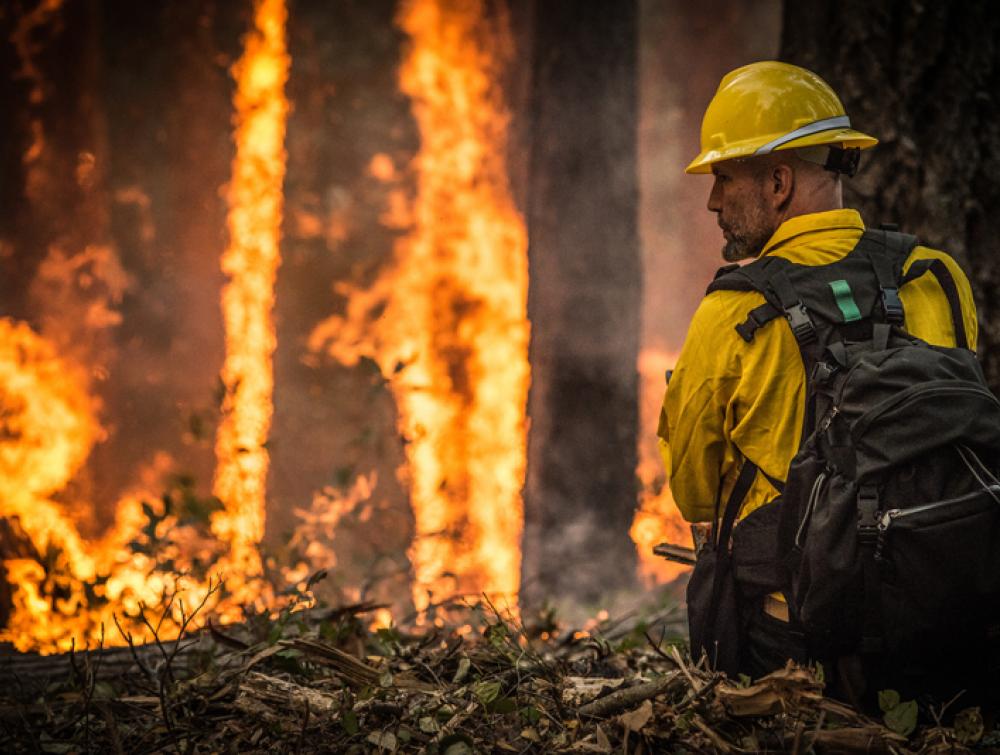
<box><xmin>685</xmin><ymin>128</ymin><xmax>878</xmax><ymax>174</ymax></box>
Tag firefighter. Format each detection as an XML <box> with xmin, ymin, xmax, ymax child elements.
<box><xmin>659</xmin><ymin>61</ymin><xmax>979</xmax><ymax>678</ymax></box>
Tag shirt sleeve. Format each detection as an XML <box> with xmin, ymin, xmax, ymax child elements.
<box><xmin>658</xmin><ymin>293</ymin><xmax>740</xmax><ymax>522</ymax></box>
<box><xmin>902</xmin><ymin>246</ymin><xmax>979</xmax><ymax>351</ymax></box>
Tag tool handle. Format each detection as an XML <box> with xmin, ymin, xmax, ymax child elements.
<box><xmin>652</xmin><ymin>542</ymin><xmax>696</xmax><ymax>566</ymax></box>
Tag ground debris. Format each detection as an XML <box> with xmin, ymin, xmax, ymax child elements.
<box><xmin>1</xmin><ymin>596</ymin><xmax>997</xmax><ymax>753</ymax></box>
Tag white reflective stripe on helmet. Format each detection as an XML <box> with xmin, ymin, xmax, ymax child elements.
<box><xmin>753</xmin><ymin>115</ymin><xmax>852</xmax><ymax>155</ymax></box>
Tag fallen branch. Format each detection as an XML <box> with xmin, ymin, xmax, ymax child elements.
<box><xmin>234</xmin><ymin>671</ymin><xmax>342</xmax><ymax>717</ymax></box>
<box><xmin>578</xmin><ymin>671</ymin><xmax>683</xmax><ymax>717</ymax></box>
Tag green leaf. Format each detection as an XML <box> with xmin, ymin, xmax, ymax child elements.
<box><xmin>520</xmin><ymin>706</ymin><xmax>542</xmax><ymax>724</ymax></box>
<box><xmin>418</xmin><ymin>716</ymin><xmax>440</xmax><ymax>734</ymax></box>
<box><xmin>440</xmin><ymin>734</ymin><xmax>475</xmax><ymax>755</ymax></box>
<box><xmin>811</xmin><ymin>662</ymin><xmax>825</xmax><ymax>684</ymax></box>
<box><xmin>487</xmin><ymin>696</ymin><xmax>516</xmax><ymax>714</ymax></box>
<box><xmin>266</xmin><ymin>625</ymin><xmax>283</xmax><ymax>645</ymax></box>
<box><xmin>366</xmin><ymin>731</ymin><xmax>397</xmax><ymax>752</ymax></box>
<box><xmin>451</xmin><ymin>655</ymin><xmax>471</xmax><ymax>684</ymax></box>
<box><xmin>883</xmin><ymin>699</ymin><xmax>918</xmax><ymax>737</ymax></box>
<box><xmin>954</xmin><ymin>707</ymin><xmax>984</xmax><ymax>745</ymax></box>
<box><xmin>341</xmin><ymin>710</ymin><xmax>359</xmax><ymax>735</ymax></box>
<box><xmin>473</xmin><ymin>680</ymin><xmax>502</xmax><ymax>705</ymax></box>
<box><xmin>878</xmin><ymin>689</ymin><xmax>901</xmax><ymax>713</ymax></box>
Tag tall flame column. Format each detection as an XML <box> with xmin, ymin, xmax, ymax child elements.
<box><xmin>308</xmin><ymin>0</ymin><xmax>530</xmax><ymax>614</ymax></box>
<box><xmin>393</xmin><ymin>0</ymin><xmax>530</xmax><ymax>612</ymax></box>
<box><xmin>212</xmin><ymin>0</ymin><xmax>290</xmax><ymax>590</ymax></box>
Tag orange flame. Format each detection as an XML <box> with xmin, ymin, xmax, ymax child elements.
<box><xmin>212</xmin><ymin>0</ymin><xmax>290</xmax><ymax>599</ymax></box>
<box><xmin>0</xmin><ymin>319</ymin><xmax>217</xmax><ymax>651</ymax></box>
<box><xmin>630</xmin><ymin>348</ymin><xmax>691</xmax><ymax>584</ymax></box>
<box><xmin>0</xmin><ymin>318</ymin><xmax>102</xmax><ymax>570</ymax></box>
<box><xmin>310</xmin><ymin>0</ymin><xmax>529</xmax><ymax>613</ymax></box>
<box><xmin>0</xmin><ymin>0</ymin><xmax>291</xmax><ymax>652</ymax></box>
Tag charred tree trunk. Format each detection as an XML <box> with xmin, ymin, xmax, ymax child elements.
<box><xmin>781</xmin><ymin>2</ymin><xmax>1000</xmax><ymax>390</ymax></box>
<box><xmin>521</xmin><ymin>1</ymin><xmax>642</xmax><ymax>609</ymax></box>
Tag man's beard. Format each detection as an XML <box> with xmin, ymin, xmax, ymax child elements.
<box><xmin>720</xmin><ymin>205</ymin><xmax>773</xmax><ymax>262</ymax></box>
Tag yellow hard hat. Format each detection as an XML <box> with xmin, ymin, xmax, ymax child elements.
<box><xmin>686</xmin><ymin>61</ymin><xmax>877</xmax><ymax>174</ymax></box>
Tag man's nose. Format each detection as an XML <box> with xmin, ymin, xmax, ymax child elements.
<box><xmin>707</xmin><ymin>179</ymin><xmax>722</xmax><ymax>213</ymax></box>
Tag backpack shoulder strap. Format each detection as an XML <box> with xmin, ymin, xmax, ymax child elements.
<box><xmin>901</xmin><ymin>255</ymin><xmax>970</xmax><ymax>350</ymax></box>
<box><xmin>705</xmin><ymin>257</ymin><xmax>814</xmax><ymax>345</ymax></box>
<box><xmin>851</xmin><ymin>228</ymin><xmax>919</xmax><ymax>325</ymax></box>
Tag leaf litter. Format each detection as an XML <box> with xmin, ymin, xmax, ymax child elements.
<box><xmin>1</xmin><ymin>583</ymin><xmax>997</xmax><ymax>754</ymax></box>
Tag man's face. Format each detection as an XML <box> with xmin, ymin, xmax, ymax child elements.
<box><xmin>707</xmin><ymin>160</ymin><xmax>776</xmax><ymax>262</ymax></box>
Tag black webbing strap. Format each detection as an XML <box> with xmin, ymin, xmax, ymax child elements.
<box><xmin>711</xmin><ymin>458</ymin><xmax>760</xmax><ymax>548</ymax></box>
<box><xmin>872</xmin><ymin>322</ymin><xmax>891</xmax><ymax>352</ymax></box>
<box><xmin>857</xmin><ymin>484</ymin><xmax>882</xmax><ymax>654</ymax></box>
<box><xmin>713</xmin><ymin>263</ymin><xmax>741</xmax><ymax>281</ymax></box>
<box><xmin>706</xmin><ymin>458</ymin><xmax>760</xmax><ymax>649</ymax></box>
<box><xmin>861</xmin><ymin>545</ymin><xmax>883</xmax><ymax>654</ymax></box>
<box><xmin>864</xmin><ymin>231</ymin><xmax>906</xmax><ymax>325</ymax></box>
<box><xmin>705</xmin><ymin>264</ymin><xmax>755</xmax><ymax>295</ymax></box>
<box><xmin>770</xmin><ymin>269</ymin><xmax>817</xmax><ymax>346</ymax></box>
<box><xmin>735</xmin><ymin>302</ymin><xmax>782</xmax><ymax>343</ymax></box>
<box><xmin>902</xmin><ymin>258</ymin><xmax>970</xmax><ymax>350</ymax></box>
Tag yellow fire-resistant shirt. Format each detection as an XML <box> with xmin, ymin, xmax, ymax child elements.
<box><xmin>659</xmin><ymin>208</ymin><xmax>979</xmax><ymax>523</ymax></box>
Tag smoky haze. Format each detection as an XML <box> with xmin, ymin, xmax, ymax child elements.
<box><xmin>0</xmin><ymin>0</ymin><xmax>779</xmax><ymax>620</ymax></box>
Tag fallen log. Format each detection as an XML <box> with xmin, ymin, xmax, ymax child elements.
<box><xmin>0</xmin><ymin>635</ymin><xmax>210</xmax><ymax>690</ymax></box>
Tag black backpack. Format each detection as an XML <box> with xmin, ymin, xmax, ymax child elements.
<box><xmin>707</xmin><ymin>227</ymin><xmax>1000</xmax><ymax>694</ymax></box>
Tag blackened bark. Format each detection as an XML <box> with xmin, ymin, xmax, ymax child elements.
<box><xmin>781</xmin><ymin>1</ymin><xmax>1000</xmax><ymax>389</ymax></box>
<box><xmin>521</xmin><ymin>0</ymin><xmax>642</xmax><ymax>608</ymax></box>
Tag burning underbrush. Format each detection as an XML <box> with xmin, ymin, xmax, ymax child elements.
<box><xmin>2</xmin><ymin>581</ymin><xmax>994</xmax><ymax>754</ymax></box>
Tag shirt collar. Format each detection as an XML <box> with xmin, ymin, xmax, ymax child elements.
<box><xmin>759</xmin><ymin>209</ymin><xmax>865</xmax><ymax>257</ymax></box>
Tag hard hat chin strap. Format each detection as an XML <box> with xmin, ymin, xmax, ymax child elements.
<box><xmin>796</xmin><ymin>145</ymin><xmax>861</xmax><ymax>177</ymax></box>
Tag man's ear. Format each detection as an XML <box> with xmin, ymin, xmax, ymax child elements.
<box><xmin>769</xmin><ymin>162</ymin><xmax>795</xmax><ymax>210</ymax></box>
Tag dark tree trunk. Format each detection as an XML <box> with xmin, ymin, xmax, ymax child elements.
<box><xmin>781</xmin><ymin>1</ymin><xmax>1000</xmax><ymax>390</ymax></box>
<box><xmin>520</xmin><ymin>0</ymin><xmax>642</xmax><ymax>609</ymax></box>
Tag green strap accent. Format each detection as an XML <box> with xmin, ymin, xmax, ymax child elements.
<box><xmin>829</xmin><ymin>279</ymin><xmax>862</xmax><ymax>323</ymax></box>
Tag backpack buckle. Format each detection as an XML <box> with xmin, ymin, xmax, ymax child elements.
<box><xmin>784</xmin><ymin>302</ymin><xmax>817</xmax><ymax>345</ymax></box>
<box><xmin>881</xmin><ymin>287</ymin><xmax>904</xmax><ymax>325</ymax></box>
<box><xmin>857</xmin><ymin>487</ymin><xmax>880</xmax><ymax>543</ymax></box>
<box><xmin>810</xmin><ymin>360</ymin><xmax>837</xmax><ymax>385</ymax></box>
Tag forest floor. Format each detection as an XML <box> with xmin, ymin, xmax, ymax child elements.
<box><xmin>1</xmin><ymin>583</ymin><xmax>998</xmax><ymax>754</ymax></box>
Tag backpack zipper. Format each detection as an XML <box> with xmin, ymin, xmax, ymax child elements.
<box><xmin>794</xmin><ymin>470</ymin><xmax>828</xmax><ymax>548</ymax></box>
<box><xmin>817</xmin><ymin>406</ymin><xmax>840</xmax><ymax>436</ymax></box>
<box><xmin>852</xmin><ymin>383</ymin><xmax>1000</xmax><ymax>439</ymax></box>
<box><xmin>878</xmin><ymin>485</ymin><xmax>1000</xmax><ymax>529</ymax></box>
